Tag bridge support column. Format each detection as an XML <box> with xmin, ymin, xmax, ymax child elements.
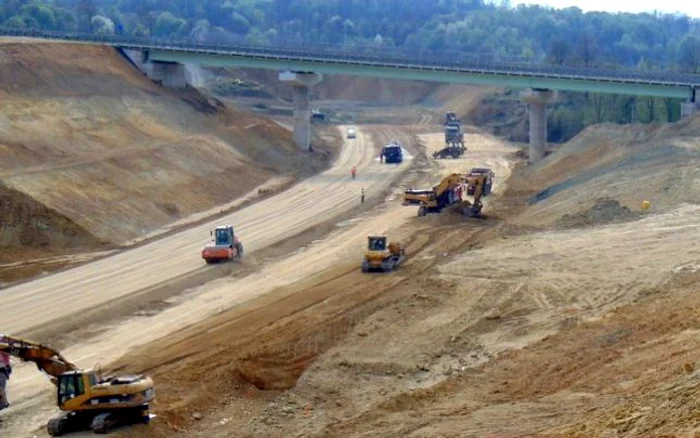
<box><xmin>681</xmin><ymin>87</ymin><xmax>699</xmax><ymax>119</ymax></box>
<box><xmin>522</xmin><ymin>89</ymin><xmax>557</xmax><ymax>164</ymax></box>
<box><xmin>681</xmin><ymin>102</ymin><xmax>697</xmax><ymax>118</ymax></box>
<box><xmin>148</xmin><ymin>61</ymin><xmax>187</xmax><ymax>89</ymax></box>
<box><xmin>279</xmin><ymin>71</ymin><xmax>323</xmax><ymax>151</ymax></box>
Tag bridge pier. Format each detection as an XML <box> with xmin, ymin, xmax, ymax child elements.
<box><xmin>148</xmin><ymin>61</ymin><xmax>187</xmax><ymax>89</ymax></box>
<box><xmin>681</xmin><ymin>88</ymin><xmax>698</xmax><ymax>118</ymax></box>
<box><xmin>681</xmin><ymin>102</ymin><xmax>697</xmax><ymax>118</ymax></box>
<box><xmin>522</xmin><ymin>89</ymin><xmax>557</xmax><ymax>164</ymax></box>
<box><xmin>279</xmin><ymin>71</ymin><xmax>323</xmax><ymax>151</ymax></box>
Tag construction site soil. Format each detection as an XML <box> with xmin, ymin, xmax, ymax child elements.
<box><xmin>5</xmin><ymin>39</ymin><xmax>700</xmax><ymax>438</ymax></box>
<box><xmin>0</xmin><ymin>40</ymin><xmax>332</xmax><ymax>284</ymax></box>
<box><xmin>92</xmin><ymin>114</ymin><xmax>700</xmax><ymax>438</ymax></box>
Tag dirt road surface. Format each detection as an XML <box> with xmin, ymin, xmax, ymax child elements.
<box><xmin>99</xmin><ymin>130</ymin><xmax>516</xmax><ymax>438</ymax></box>
<box><xmin>0</xmin><ymin>126</ymin><xmax>408</xmax><ymax>337</ymax></box>
<box><xmin>0</xmin><ymin>126</ymin><xmax>415</xmax><ymax>437</ymax></box>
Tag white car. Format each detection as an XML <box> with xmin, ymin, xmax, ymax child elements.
<box><xmin>347</xmin><ymin>127</ymin><xmax>357</xmax><ymax>139</ymax></box>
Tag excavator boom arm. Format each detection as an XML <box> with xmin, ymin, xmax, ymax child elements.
<box><xmin>0</xmin><ymin>334</ymin><xmax>77</xmax><ymax>384</ymax></box>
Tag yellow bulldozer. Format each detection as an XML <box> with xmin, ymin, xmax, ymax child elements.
<box><xmin>0</xmin><ymin>334</ymin><xmax>155</xmax><ymax>436</ymax></box>
<box><xmin>361</xmin><ymin>235</ymin><xmax>405</xmax><ymax>272</ymax></box>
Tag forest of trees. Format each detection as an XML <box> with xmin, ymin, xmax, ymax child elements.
<box><xmin>2</xmin><ymin>0</ymin><xmax>700</xmax><ymax>140</ymax></box>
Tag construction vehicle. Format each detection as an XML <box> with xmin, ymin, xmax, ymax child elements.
<box><xmin>403</xmin><ymin>168</ymin><xmax>494</xmax><ymax>217</ymax></box>
<box><xmin>433</xmin><ymin>112</ymin><xmax>466</xmax><ymax>159</ymax></box>
<box><xmin>0</xmin><ymin>334</ymin><xmax>154</xmax><ymax>436</ymax></box>
<box><xmin>311</xmin><ymin>109</ymin><xmax>326</xmax><ymax>122</ymax></box>
<box><xmin>458</xmin><ymin>169</ymin><xmax>493</xmax><ymax>218</ymax></box>
<box><xmin>201</xmin><ymin>225</ymin><xmax>243</xmax><ymax>264</ymax></box>
<box><xmin>465</xmin><ymin>167</ymin><xmax>494</xmax><ymax>196</ymax></box>
<box><xmin>403</xmin><ymin>173</ymin><xmax>466</xmax><ymax>216</ymax></box>
<box><xmin>381</xmin><ymin>140</ymin><xmax>404</xmax><ymax>164</ymax></box>
<box><xmin>361</xmin><ymin>235</ymin><xmax>405</xmax><ymax>272</ymax></box>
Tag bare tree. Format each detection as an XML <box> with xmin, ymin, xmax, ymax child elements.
<box><xmin>576</xmin><ymin>31</ymin><xmax>598</xmax><ymax>67</ymax></box>
<box><xmin>586</xmin><ymin>93</ymin><xmax>607</xmax><ymax>124</ymax></box>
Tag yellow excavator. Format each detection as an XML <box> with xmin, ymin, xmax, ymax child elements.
<box><xmin>459</xmin><ymin>168</ymin><xmax>494</xmax><ymax>218</ymax></box>
<box><xmin>403</xmin><ymin>168</ymin><xmax>494</xmax><ymax>217</ymax></box>
<box><xmin>0</xmin><ymin>334</ymin><xmax>154</xmax><ymax>436</ymax></box>
<box><xmin>361</xmin><ymin>235</ymin><xmax>405</xmax><ymax>272</ymax></box>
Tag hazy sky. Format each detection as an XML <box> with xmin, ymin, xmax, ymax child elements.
<box><xmin>512</xmin><ymin>0</ymin><xmax>700</xmax><ymax>18</ymax></box>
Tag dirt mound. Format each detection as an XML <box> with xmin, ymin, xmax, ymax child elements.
<box><xmin>558</xmin><ymin>197</ymin><xmax>640</xmax><ymax>228</ymax></box>
<box><xmin>0</xmin><ymin>41</ymin><xmax>328</xmax><ymax>250</ymax></box>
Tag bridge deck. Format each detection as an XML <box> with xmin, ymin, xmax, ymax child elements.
<box><xmin>1</xmin><ymin>27</ymin><xmax>699</xmax><ymax>99</ymax></box>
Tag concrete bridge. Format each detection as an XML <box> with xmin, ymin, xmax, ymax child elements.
<box><xmin>2</xmin><ymin>27</ymin><xmax>700</xmax><ymax>163</ymax></box>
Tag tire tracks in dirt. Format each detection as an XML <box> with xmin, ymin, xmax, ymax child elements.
<box><xmin>0</xmin><ymin>125</ymin><xmax>419</xmax><ymax>437</ymax></box>
<box><xmin>0</xmin><ymin>126</ymin><xmax>408</xmax><ymax>337</ymax></box>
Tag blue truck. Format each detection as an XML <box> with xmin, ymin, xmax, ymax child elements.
<box><xmin>381</xmin><ymin>140</ymin><xmax>404</xmax><ymax>164</ymax></box>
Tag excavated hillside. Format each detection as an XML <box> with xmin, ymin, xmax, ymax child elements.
<box><xmin>0</xmin><ymin>40</ymin><xmax>330</xmax><ymax>276</ymax></box>
<box><xmin>99</xmin><ymin>114</ymin><xmax>700</xmax><ymax>438</ymax></box>
<box><xmin>516</xmin><ymin>116</ymin><xmax>700</xmax><ymax>227</ymax></box>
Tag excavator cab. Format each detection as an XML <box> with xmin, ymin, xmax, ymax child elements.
<box><xmin>57</xmin><ymin>371</ymin><xmax>85</xmax><ymax>405</ymax></box>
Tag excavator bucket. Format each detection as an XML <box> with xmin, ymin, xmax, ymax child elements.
<box><xmin>459</xmin><ymin>200</ymin><xmax>484</xmax><ymax>218</ymax></box>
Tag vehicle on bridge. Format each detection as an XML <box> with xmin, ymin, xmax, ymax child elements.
<box><xmin>0</xmin><ymin>334</ymin><xmax>155</xmax><ymax>436</ymax></box>
<box><xmin>201</xmin><ymin>225</ymin><xmax>243</xmax><ymax>263</ymax></box>
<box><xmin>381</xmin><ymin>140</ymin><xmax>404</xmax><ymax>164</ymax></box>
<box><xmin>433</xmin><ymin>112</ymin><xmax>466</xmax><ymax>159</ymax></box>
<box><xmin>311</xmin><ymin>109</ymin><xmax>326</xmax><ymax>122</ymax></box>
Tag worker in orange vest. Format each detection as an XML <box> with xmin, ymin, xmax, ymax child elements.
<box><xmin>351</xmin><ymin>165</ymin><xmax>357</xmax><ymax>180</ymax></box>
<box><xmin>0</xmin><ymin>351</ymin><xmax>10</xmax><ymax>411</ymax></box>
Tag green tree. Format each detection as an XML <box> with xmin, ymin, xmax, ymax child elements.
<box><xmin>548</xmin><ymin>39</ymin><xmax>570</xmax><ymax>65</ymax></box>
<box><xmin>21</xmin><ymin>4</ymin><xmax>57</xmax><ymax>30</ymax></box>
<box><xmin>229</xmin><ymin>12</ymin><xmax>250</xmax><ymax>35</ymax></box>
<box><xmin>154</xmin><ymin>12</ymin><xmax>187</xmax><ymax>38</ymax></box>
<box><xmin>4</xmin><ymin>15</ymin><xmax>26</xmax><ymax>29</ymax></box>
<box><xmin>77</xmin><ymin>0</ymin><xmax>97</xmax><ymax>32</ymax></box>
<box><xmin>677</xmin><ymin>34</ymin><xmax>700</xmax><ymax>73</ymax></box>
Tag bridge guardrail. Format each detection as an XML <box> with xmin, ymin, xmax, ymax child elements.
<box><xmin>2</xmin><ymin>27</ymin><xmax>699</xmax><ymax>87</ymax></box>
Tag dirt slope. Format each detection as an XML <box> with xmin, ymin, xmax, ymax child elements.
<box><xmin>514</xmin><ymin>115</ymin><xmax>700</xmax><ymax>228</ymax></box>
<box><xmin>0</xmin><ymin>182</ymin><xmax>108</xmax><ymax>284</ymax></box>
<box><xmin>0</xmin><ymin>41</ymin><xmax>327</xmax><ymax>250</ymax></box>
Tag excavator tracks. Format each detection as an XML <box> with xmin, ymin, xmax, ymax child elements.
<box><xmin>46</xmin><ymin>405</ymin><xmax>150</xmax><ymax>436</ymax></box>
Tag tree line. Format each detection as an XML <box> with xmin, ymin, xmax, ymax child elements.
<box><xmin>1</xmin><ymin>0</ymin><xmax>699</xmax><ymax>141</ymax></box>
